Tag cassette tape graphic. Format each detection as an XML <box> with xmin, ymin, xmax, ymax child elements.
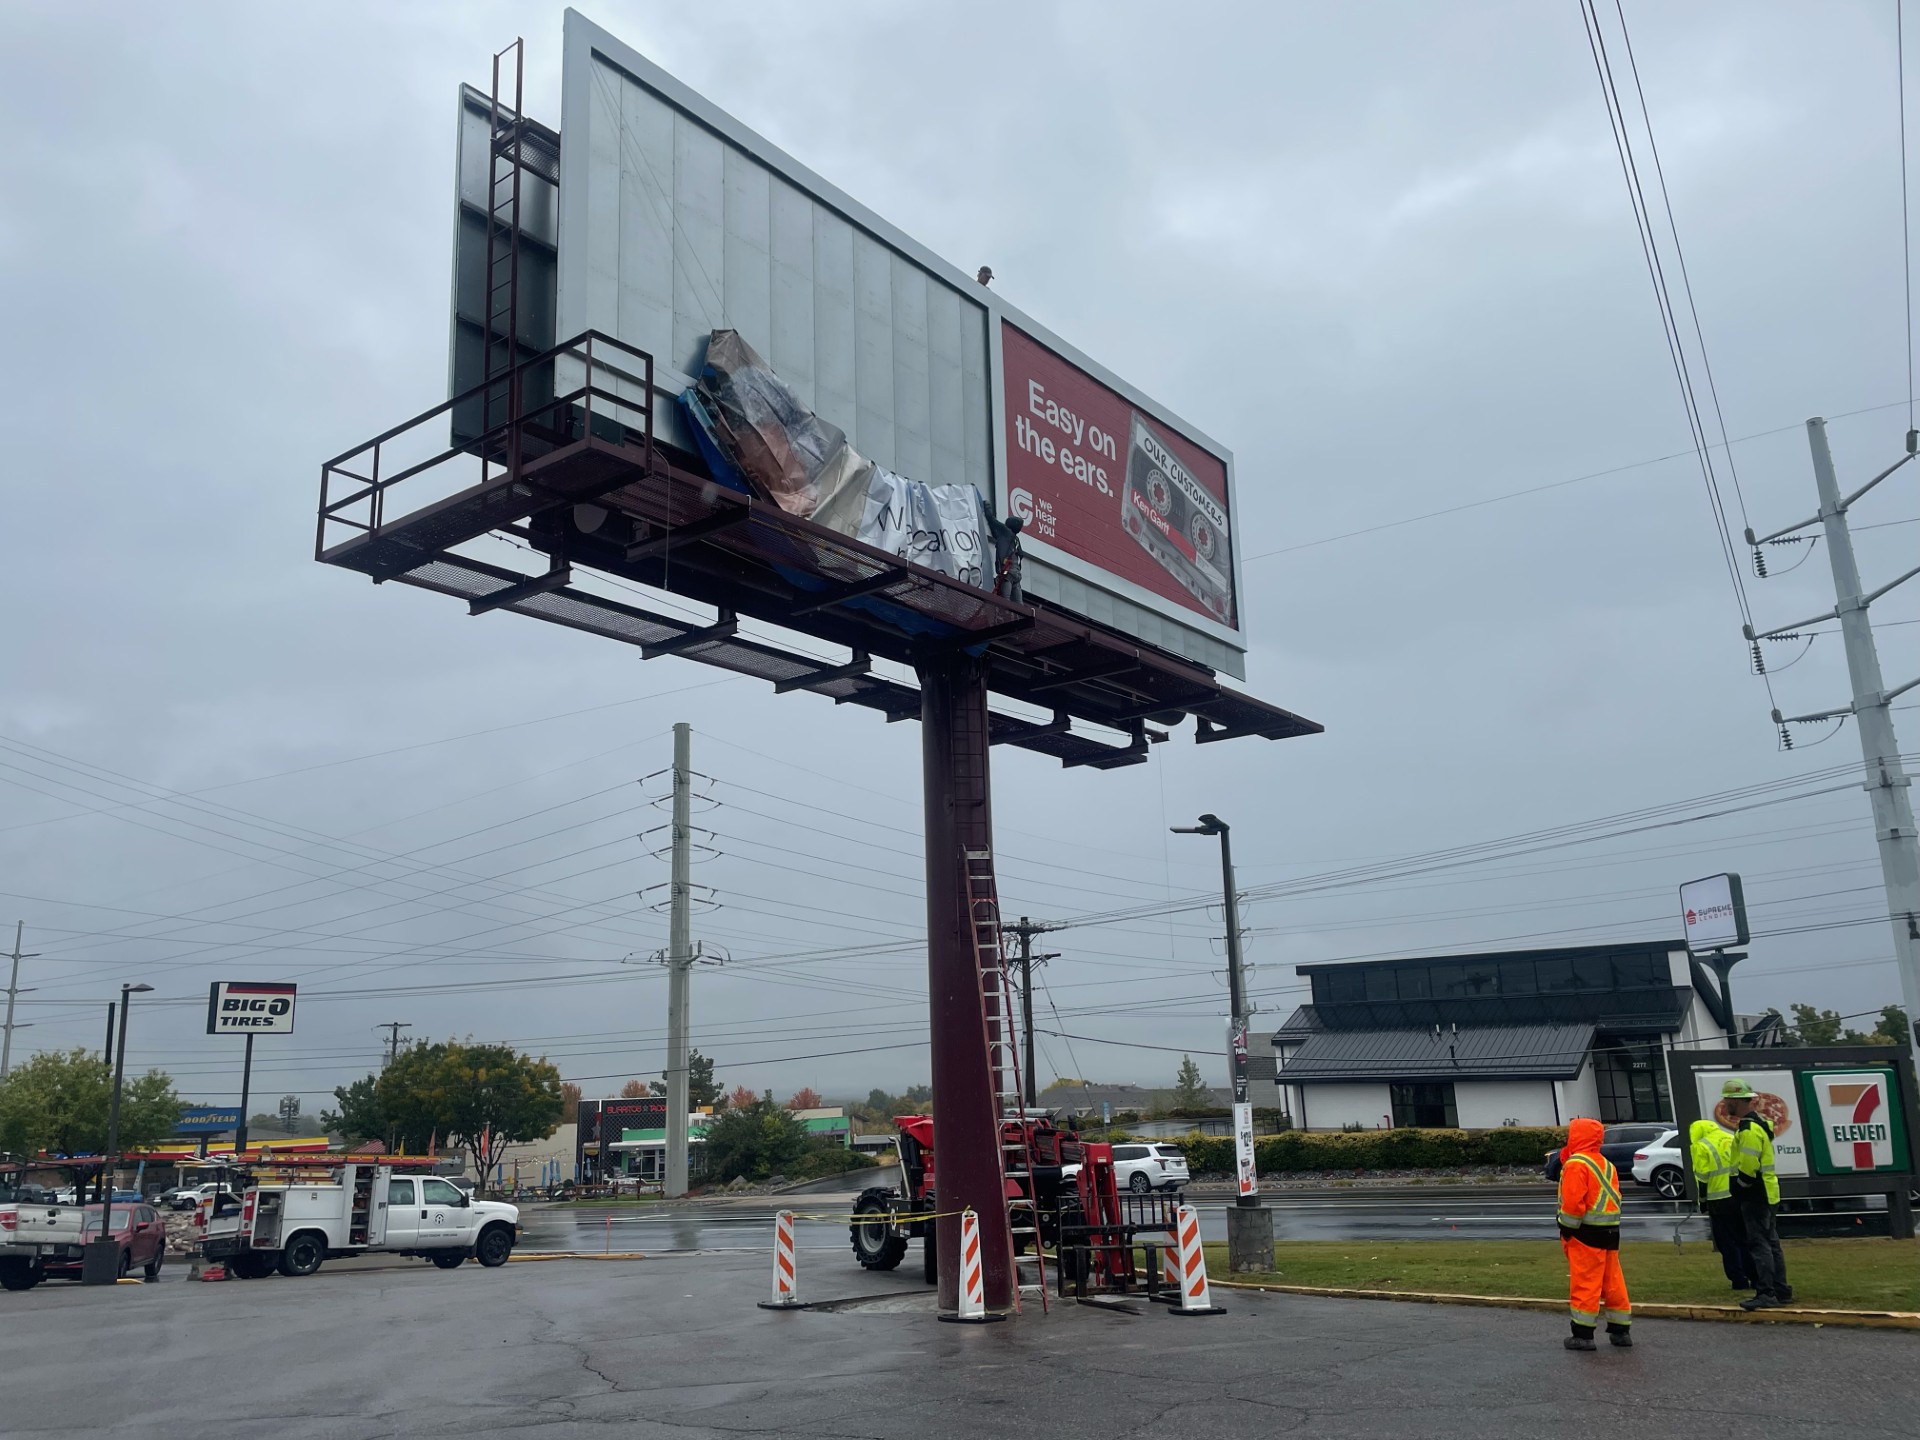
<box><xmin>1119</xmin><ymin>412</ymin><xmax>1234</xmax><ymax>624</ymax></box>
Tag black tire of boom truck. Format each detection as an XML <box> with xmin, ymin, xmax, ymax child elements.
<box><xmin>476</xmin><ymin>1223</ymin><xmax>515</xmax><ymax>1268</ymax></box>
<box><xmin>850</xmin><ymin>1187</ymin><xmax>908</xmax><ymax>1271</ymax></box>
<box><xmin>277</xmin><ymin>1231</ymin><xmax>327</xmax><ymax>1277</ymax></box>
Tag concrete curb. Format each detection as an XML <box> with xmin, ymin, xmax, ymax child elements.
<box><xmin>1209</xmin><ymin>1278</ymin><xmax>1920</xmax><ymax>1330</ymax></box>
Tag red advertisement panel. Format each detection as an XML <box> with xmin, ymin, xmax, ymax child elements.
<box><xmin>1000</xmin><ymin>322</ymin><xmax>1236</xmax><ymax>630</ymax></box>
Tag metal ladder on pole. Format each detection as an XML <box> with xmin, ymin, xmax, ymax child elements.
<box><xmin>964</xmin><ymin>848</ymin><xmax>1049</xmax><ymax>1313</ymax></box>
<box><xmin>481</xmin><ymin>39</ymin><xmax>526</xmax><ymax>475</ymax></box>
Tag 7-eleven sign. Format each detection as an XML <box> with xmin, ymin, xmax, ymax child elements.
<box><xmin>1804</xmin><ymin>1071</ymin><xmax>1900</xmax><ymax>1173</ymax></box>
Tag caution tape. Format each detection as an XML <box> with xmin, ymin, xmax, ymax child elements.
<box><xmin>783</xmin><ymin>1206</ymin><xmax>971</xmax><ymax>1224</ymax></box>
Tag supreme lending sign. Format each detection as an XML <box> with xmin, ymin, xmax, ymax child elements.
<box><xmin>206</xmin><ymin>981</ymin><xmax>298</xmax><ymax>1036</ymax></box>
<box><xmin>1798</xmin><ymin>1068</ymin><xmax>1908</xmax><ymax>1175</ymax></box>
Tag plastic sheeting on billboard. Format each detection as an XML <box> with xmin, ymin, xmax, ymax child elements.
<box><xmin>682</xmin><ymin>329</ymin><xmax>993</xmax><ymax>589</ymax></box>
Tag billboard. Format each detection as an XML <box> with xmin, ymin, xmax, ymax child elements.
<box><xmin>205</xmin><ymin>981</ymin><xmax>297</xmax><ymax>1037</ymax></box>
<box><xmin>1680</xmin><ymin>873</ymin><xmax>1748</xmax><ymax>952</ymax></box>
<box><xmin>1797</xmin><ymin>1067</ymin><xmax>1908</xmax><ymax>1175</ymax></box>
<box><xmin>1002</xmin><ymin>324</ymin><xmax>1235</xmax><ymax>631</ymax></box>
<box><xmin>520</xmin><ymin>10</ymin><xmax>1249</xmax><ymax>676</ymax></box>
<box><xmin>1693</xmin><ymin>1068</ymin><xmax>1808</xmax><ymax>1177</ymax></box>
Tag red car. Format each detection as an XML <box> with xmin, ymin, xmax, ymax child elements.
<box><xmin>41</xmin><ymin>1204</ymin><xmax>167</xmax><ymax>1283</ymax></box>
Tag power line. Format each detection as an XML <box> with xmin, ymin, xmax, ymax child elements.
<box><xmin>1242</xmin><ymin>398</ymin><xmax>1920</xmax><ymax>563</ymax></box>
<box><xmin>1578</xmin><ymin>0</ymin><xmax>1776</xmax><ymax>723</ymax></box>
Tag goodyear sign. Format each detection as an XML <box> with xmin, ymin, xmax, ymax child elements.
<box><xmin>1798</xmin><ymin>1068</ymin><xmax>1909</xmax><ymax>1175</ymax></box>
<box><xmin>175</xmin><ymin>1107</ymin><xmax>242</xmax><ymax>1134</ymax></box>
<box><xmin>206</xmin><ymin>981</ymin><xmax>297</xmax><ymax>1036</ymax></box>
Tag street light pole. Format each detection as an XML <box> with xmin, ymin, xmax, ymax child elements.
<box><xmin>88</xmin><ymin>982</ymin><xmax>151</xmax><ymax>1284</ymax></box>
<box><xmin>1172</xmin><ymin>812</ymin><xmax>1272</xmax><ymax>1272</ymax></box>
<box><xmin>1171</xmin><ymin>815</ymin><xmax>1249</xmax><ymax>1066</ymax></box>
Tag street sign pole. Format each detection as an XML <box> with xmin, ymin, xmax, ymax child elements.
<box><xmin>234</xmin><ymin>1034</ymin><xmax>255</xmax><ymax>1159</ymax></box>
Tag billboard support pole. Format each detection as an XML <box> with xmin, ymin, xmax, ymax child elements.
<box><xmin>918</xmin><ymin>653</ymin><xmax>1015</xmax><ymax>1314</ymax></box>
<box><xmin>235</xmin><ymin>1034</ymin><xmax>255</xmax><ymax>1160</ymax></box>
<box><xmin>664</xmin><ymin>722</ymin><xmax>692</xmax><ymax>1200</ymax></box>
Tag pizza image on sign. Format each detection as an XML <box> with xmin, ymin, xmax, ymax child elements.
<box><xmin>1694</xmin><ymin>1070</ymin><xmax>1808</xmax><ymax>1177</ymax></box>
<box><xmin>1712</xmin><ymin>1089</ymin><xmax>1792</xmax><ymax>1137</ymax></box>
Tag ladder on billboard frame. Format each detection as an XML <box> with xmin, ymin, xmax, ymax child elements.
<box><xmin>481</xmin><ymin>39</ymin><xmax>527</xmax><ymax>473</ymax></box>
<box><xmin>963</xmin><ymin>845</ymin><xmax>1049</xmax><ymax>1313</ymax></box>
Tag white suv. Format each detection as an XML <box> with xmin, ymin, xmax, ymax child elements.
<box><xmin>1111</xmin><ymin>1143</ymin><xmax>1189</xmax><ymax>1193</ymax></box>
<box><xmin>1630</xmin><ymin>1130</ymin><xmax>1685</xmax><ymax>1199</ymax></box>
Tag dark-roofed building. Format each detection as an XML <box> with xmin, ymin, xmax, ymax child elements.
<box><xmin>1273</xmin><ymin>940</ymin><xmax>1735</xmax><ymax>1130</ymax></box>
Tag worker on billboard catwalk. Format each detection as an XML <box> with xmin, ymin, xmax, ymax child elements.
<box><xmin>1688</xmin><ymin>1117</ymin><xmax>1750</xmax><ymax>1291</ymax></box>
<box><xmin>988</xmin><ymin>512</ymin><xmax>1025</xmax><ymax>602</ymax></box>
<box><xmin>1556</xmin><ymin>1117</ymin><xmax>1631</xmax><ymax>1351</ymax></box>
<box><xmin>1722</xmin><ymin>1079</ymin><xmax>1793</xmax><ymax>1309</ymax></box>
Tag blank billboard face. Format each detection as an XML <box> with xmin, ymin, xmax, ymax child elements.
<box><xmin>523</xmin><ymin>11</ymin><xmax>1250</xmax><ymax>672</ymax></box>
<box><xmin>555</xmin><ymin>16</ymin><xmax>990</xmax><ymax>493</ymax></box>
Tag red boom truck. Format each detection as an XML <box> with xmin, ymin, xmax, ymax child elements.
<box><xmin>847</xmin><ymin>1112</ymin><xmax>1183</xmax><ymax>1297</ymax></box>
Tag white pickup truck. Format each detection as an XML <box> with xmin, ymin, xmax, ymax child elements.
<box><xmin>1</xmin><ymin>1172</ymin><xmax>113</xmax><ymax>1291</ymax></box>
<box><xmin>202</xmin><ymin>1163</ymin><xmax>519</xmax><ymax>1278</ymax></box>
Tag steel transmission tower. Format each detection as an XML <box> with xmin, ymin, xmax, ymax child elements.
<box><xmin>2</xmin><ymin>922</ymin><xmax>38</xmax><ymax>1079</ymax></box>
<box><xmin>1746</xmin><ymin>419</ymin><xmax>1920</xmax><ymax>1047</ymax></box>
<box><xmin>665</xmin><ymin>722</ymin><xmax>694</xmax><ymax>1199</ymax></box>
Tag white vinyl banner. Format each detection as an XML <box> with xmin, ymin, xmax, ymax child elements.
<box><xmin>1695</xmin><ymin>1069</ymin><xmax>1807</xmax><ymax>1177</ymax></box>
<box><xmin>859</xmin><ymin>468</ymin><xmax>991</xmax><ymax>590</ymax></box>
<box><xmin>1233</xmin><ymin>1102</ymin><xmax>1258</xmax><ymax>1199</ymax></box>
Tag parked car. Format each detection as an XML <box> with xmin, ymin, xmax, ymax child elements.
<box><xmin>40</xmin><ymin>1204</ymin><xmax>167</xmax><ymax>1282</ymax></box>
<box><xmin>1630</xmin><ymin>1129</ymin><xmax>1685</xmax><ymax>1199</ymax></box>
<box><xmin>164</xmin><ymin>1182</ymin><xmax>236</xmax><ymax>1211</ymax></box>
<box><xmin>1109</xmin><ymin>1143</ymin><xmax>1189</xmax><ymax>1194</ymax></box>
<box><xmin>1543</xmin><ymin>1123</ymin><xmax>1673</xmax><ymax>1182</ymax></box>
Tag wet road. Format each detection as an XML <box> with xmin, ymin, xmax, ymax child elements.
<box><xmin>519</xmin><ymin>1191</ymin><xmax>1709</xmax><ymax>1254</ymax></box>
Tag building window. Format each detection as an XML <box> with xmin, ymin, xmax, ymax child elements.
<box><xmin>1364</xmin><ymin>967</ymin><xmax>1399</xmax><ymax>1001</ymax></box>
<box><xmin>1390</xmin><ymin>1082</ymin><xmax>1458</xmax><ymax>1129</ymax></box>
<box><xmin>1320</xmin><ymin>969</ymin><xmax>1365</xmax><ymax>1003</ymax></box>
<box><xmin>1397</xmin><ymin>966</ymin><xmax>1431</xmax><ymax>999</ymax></box>
<box><xmin>1611</xmin><ymin>953</ymin><xmax>1663</xmax><ymax>989</ymax></box>
<box><xmin>1571</xmin><ymin>952</ymin><xmax>1613</xmax><ymax>991</ymax></box>
<box><xmin>1536</xmin><ymin>957</ymin><xmax>1577</xmax><ymax>992</ymax></box>
<box><xmin>1593</xmin><ymin>1040</ymin><xmax>1671</xmax><ymax>1123</ymax></box>
<box><xmin>1498</xmin><ymin>959</ymin><xmax>1538</xmax><ymax>994</ymax></box>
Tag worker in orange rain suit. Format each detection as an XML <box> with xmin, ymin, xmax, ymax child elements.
<box><xmin>1557</xmin><ymin>1116</ymin><xmax>1630</xmax><ymax>1351</ymax></box>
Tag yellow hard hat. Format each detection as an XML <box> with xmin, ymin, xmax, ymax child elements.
<box><xmin>1720</xmin><ymin>1078</ymin><xmax>1755</xmax><ymax>1099</ymax></box>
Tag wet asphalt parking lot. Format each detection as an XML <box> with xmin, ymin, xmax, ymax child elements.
<box><xmin>3</xmin><ymin>1233</ymin><xmax>1911</xmax><ymax>1440</ymax></box>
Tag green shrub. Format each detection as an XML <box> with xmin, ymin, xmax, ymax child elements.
<box><xmin>1170</xmin><ymin>1127</ymin><xmax>1566</xmax><ymax>1175</ymax></box>
<box><xmin>791</xmin><ymin>1143</ymin><xmax>877</xmax><ymax>1180</ymax></box>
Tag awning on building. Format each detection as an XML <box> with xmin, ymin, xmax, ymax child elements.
<box><xmin>1277</xmin><ymin>1023</ymin><xmax>1595</xmax><ymax>1082</ymax></box>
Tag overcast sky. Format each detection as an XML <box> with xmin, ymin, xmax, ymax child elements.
<box><xmin>2</xmin><ymin>1</ymin><xmax>1915</xmax><ymax>1114</ymax></box>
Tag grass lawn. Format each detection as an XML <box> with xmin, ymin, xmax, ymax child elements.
<box><xmin>1201</xmin><ymin>1239</ymin><xmax>1920</xmax><ymax>1312</ymax></box>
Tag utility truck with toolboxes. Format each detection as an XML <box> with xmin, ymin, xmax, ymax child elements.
<box><xmin>199</xmin><ymin>1157</ymin><xmax>519</xmax><ymax>1277</ymax></box>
